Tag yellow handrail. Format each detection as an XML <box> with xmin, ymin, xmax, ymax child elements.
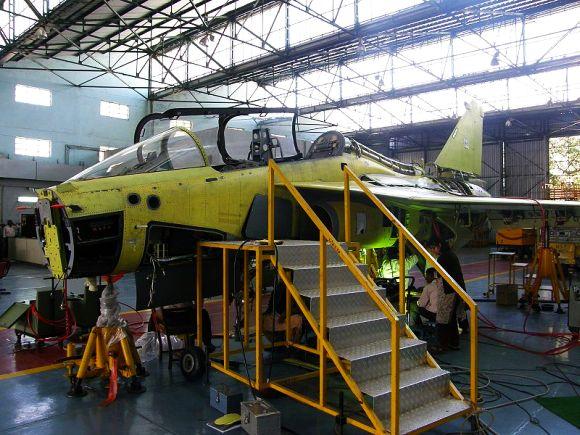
<box><xmin>267</xmin><ymin>160</ymin><xmax>400</xmax><ymax>434</ymax></box>
<box><xmin>342</xmin><ymin>164</ymin><xmax>479</xmax><ymax>407</ymax></box>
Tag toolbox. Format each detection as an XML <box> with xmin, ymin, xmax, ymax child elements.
<box><xmin>496</xmin><ymin>228</ymin><xmax>537</xmax><ymax>246</ymax></box>
<box><xmin>496</xmin><ymin>284</ymin><xmax>518</xmax><ymax>306</ymax></box>
<box><xmin>240</xmin><ymin>399</ymin><xmax>281</xmax><ymax>435</ymax></box>
<box><xmin>210</xmin><ymin>385</ymin><xmax>243</xmax><ymax>414</ymax></box>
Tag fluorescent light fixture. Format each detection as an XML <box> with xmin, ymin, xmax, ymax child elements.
<box><xmin>18</xmin><ymin>196</ymin><xmax>38</xmax><ymax>203</ymax></box>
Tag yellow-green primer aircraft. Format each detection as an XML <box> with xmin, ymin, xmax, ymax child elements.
<box><xmin>35</xmin><ymin>104</ymin><xmax>580</xmax><ymax>283</ymax></box>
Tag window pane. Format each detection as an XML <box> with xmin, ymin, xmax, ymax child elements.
<box><xmin>100</xmin><ymin>101</ymin><xmax>130</xmax><ymax>119</ymax></box>
<box><xmin>15</xmin><ymin>84</ymin><xmax>52</xmax><ymax>107</ymax></box>
<box><xmin>169</xmin><ymin>119</ymin><xmax>191</xmax><ymax>129</ymax></box>
<box><xmin>99</xmin><ymin>146</ymin><xmax>118</xmax><ymax>161</ymax></box>
<box><xmin>15</xmin><ymin>137</ymin><xmax>51</xmax><ymax>157</ymax></box>
<box><xmin>69</xmin><ymin>128</ymin><xmax>205</xmax><ymax>181</ymax></box>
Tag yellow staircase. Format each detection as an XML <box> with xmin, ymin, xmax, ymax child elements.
<box><xmin>197</xmin><ymin>160</ymin><xmax>478</xmax><ymax>434</ymax></box>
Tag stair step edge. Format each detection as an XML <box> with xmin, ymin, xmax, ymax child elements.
<box><xmin>337</xmin><ymin>338</ymin><xmax>425</xmax><ymax>361</ymax></box>
<box><xmin>359</xmin><ymin>367</ymin><xmax>449</xmax><ymax>397</ymax></box>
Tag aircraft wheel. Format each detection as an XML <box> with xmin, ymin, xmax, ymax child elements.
<box><xmin>180</xmin><ymin>346</ymin><xmax>205</xmax><ymax>381</ymax></box>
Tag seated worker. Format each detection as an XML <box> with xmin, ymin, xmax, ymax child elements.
<box><xmin>415</xmin><ymin>268</ymin><xmax>439</xmax><ymax>324</ymax></box>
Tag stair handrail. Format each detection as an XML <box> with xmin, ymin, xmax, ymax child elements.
<box><xmin>342</xmin><ymin>164</ymin><xmax>479</xmax><ymax>408</ymax></box>
<box><xmin>267</xmin><ymin>159</ymin><xmax>402</xmax><ymax>434</ymax></box>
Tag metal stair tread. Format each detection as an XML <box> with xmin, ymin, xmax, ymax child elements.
<box><xmin>326</xmin><ymin>309</ymin><xmax>386</xmax><ymax>328</ymax></box>
<box><xmin>358</xmin><ymin>366</ymin><xmax>448</xmax><ymax>397</ymax></box>
<box><xmin>336</xmin><ymin>337</ymin><xmax>425</xmax><ymax>361</ymax></box>
<box><xmin>389</xmin><ymin>397</ymin><xmax>472</xmax><ymax>434</ymax></box>
<box><xmin>299</xmin><ymin>284</ymin><xmax>381</xmax><ymax>299</ymax></box>
<box><xmin>277</xmin><ymin>239</ymin><xmax>347</xmax><ymax>247</ymax></box>
<box><xmin>284</xmin><ymin>262</ymin><xmax>363</xmax><ymax>271</ymax></box>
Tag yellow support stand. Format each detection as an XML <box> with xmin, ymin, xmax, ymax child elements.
<box><xmin>67</xmin><ymin>326</ymin><xmax>145</xmax><ymax>398</ymax></box>
<box><xmin>524</xmin><ymin>247</ymin><xmax>569</xmax><ymax>313</ymax></box>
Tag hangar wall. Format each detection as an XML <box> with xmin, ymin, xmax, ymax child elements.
<box><xmin>0</xmin><ymin>59</ymin><xmax>149</xmax><ymax>223</ymax></box>
<box><xmin>393</xmin><ymin>137</ymin><xmax>548</xmax><ymax>199</ymax></box>
<box><xmin>0</xmin><ymin>60</ymin><xmax>148</xmax><ymax>166</ymax></box>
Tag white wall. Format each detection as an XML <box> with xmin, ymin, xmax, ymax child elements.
<box><xmin>0</xmin><ymin>59</ymin><xmax>149</xmax><ymax>166</ymax></box>
<box><xmin>0</xmin><ymin>58</ymin><xmax>150</xmax><ymax>224</ymax></box>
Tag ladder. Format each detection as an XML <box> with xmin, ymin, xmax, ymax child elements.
<box><xmin>275</xmin><ymin>240</ymin><xmax>470</xmax><ymax>433</ymax></box>
<box><xmin>266</xmin><ymin>160</ymin><xmax>478</xmax><ymax>433</ymax></box>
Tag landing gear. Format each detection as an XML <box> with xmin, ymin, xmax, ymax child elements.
<box><xmin>180</xmin><ymin>346</ymin><xmax>206</xmax><ymax>381</ymax></box>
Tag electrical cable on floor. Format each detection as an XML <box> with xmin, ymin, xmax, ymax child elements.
<box><xmin>438</xmin><ymin>363</ymin><xmax>571</xmax><ymax>435</ymax></box>
<box><xmin>475</xmin><ymin>309</ymin><xmax>579</xmax><ymax>356</ymax></box>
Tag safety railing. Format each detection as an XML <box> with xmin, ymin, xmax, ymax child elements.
<box><xmin>268</xmin><ymin>160</ymin><xmax>402</xmax><ymax>434</ymax></box>
<box><xmin>342</xmin><ymin>164</ymin><xmax>479</xmax><ymax>407</ymax></box>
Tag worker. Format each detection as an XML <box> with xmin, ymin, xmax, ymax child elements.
<box><xmin>427</xmin><ymin>238</ymin><xmax>465</xmax><ymax>352</ymax></box>
<box><xmin>2</xmin><ymin>220</ymin><xmax>16</xmax><ymax>258</ymax></box>
<box><xmin>415</xmin><ymin>267</ymin><xmax>439</xmax><ymax>325</ymax></box>
<box><xmin>3</xmin><ymin>220</ymin><xmax>16</xmax><ymax>238</ymax></box>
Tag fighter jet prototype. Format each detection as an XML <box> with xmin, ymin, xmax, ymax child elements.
<box><xmin>35</xmin><ymin>104</ymin><xmax>580</xmax><ymax>283</ymax></box>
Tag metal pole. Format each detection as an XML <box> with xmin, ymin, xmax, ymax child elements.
<box><xmin>196</xmin><ymin>244</ymin><xmax>203</xmax><ymax>347</ymax></box>
<box><xmin>255</xmin><ymin>250</ymin><xmax>264</xmax><ymax>390</ymax></box>
<box><xmin>398</xmin><ymin>232</ymin><xmax>406</xmax><ymax>314</ymax></box>
<box><xmin>390</xmin><ymin>318</ymin><xmax>400</xmax><ymax>435</ymax></box>
<box><xmin>470</xmin><ymin>306</ymin><xmax>478</xmax><ymax>406</ymax></box>
<box><xmin>268</xmin><ymin>162</ymin><xmax>275</xmax><ymax>245</ymax></box>
<box><xmin>319</xmin><ymin>231</ymin><xmax>327</xmax><ymax>406</ymax></box>
<box><xmin>243</xmin><ymin>250</ymin><xmax>250</xmax><ymax>346</ymax></box>
<box><xmin>222</xmin><ymin>248</ymin><xmax>229</xmax><ymax>370</ymax></box>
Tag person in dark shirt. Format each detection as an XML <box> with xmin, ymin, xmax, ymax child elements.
<box><xmin>427</xmin><ymin>238</ymin><xmax>466</xmax><ymax>352</ymax></box>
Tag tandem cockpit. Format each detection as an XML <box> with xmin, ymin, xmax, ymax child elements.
<box><xmin>70</xmin><ymin>107</ymin><xmax>418</xmax><ymax>181</ymax></box>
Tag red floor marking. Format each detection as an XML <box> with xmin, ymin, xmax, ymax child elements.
<box><xmin>0</xmin><ymin>311</ymin><xmax>151</xmax><ymax>377</ymax></box>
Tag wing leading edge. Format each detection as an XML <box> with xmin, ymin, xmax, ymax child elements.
<box><xmin>289</xmin><ymin>180</ymin><xmax>580</xmax><ymax>213</ymax></box>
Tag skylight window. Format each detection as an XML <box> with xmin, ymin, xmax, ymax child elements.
<box><xmin>15</xmin><ymin>137</ymin><xmax>51</xmax><ymax>158</ymax></box>
<box><xmin>100</xmin><ymin>101</ymin><xmax>130</xmax><ymax>119</ymax></box>
<box><xmin>15</xmin><ymin>84</ymin><xmax>52</xmax><ymax>107</ymax></box>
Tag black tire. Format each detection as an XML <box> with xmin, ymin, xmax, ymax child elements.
<box><xmin>180</xmin><ymin>347</ymin><xmax>206</xmax><ymax>381</ymax></box>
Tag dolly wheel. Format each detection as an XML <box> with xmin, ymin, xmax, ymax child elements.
<box><xmin>180</xmin><ymin>346</ymin><xmax>206</xmax><ymax>381</ymax></box>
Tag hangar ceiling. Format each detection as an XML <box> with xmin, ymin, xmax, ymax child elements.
<box><xmin>1</xmin><ymin>0</ymin><xmax>579</xmax><ymax>132</ymax></box>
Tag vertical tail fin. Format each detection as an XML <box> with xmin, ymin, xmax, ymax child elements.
<box><xmin>434</xmin><ymin>101</ymin><xmax>483</xmax><ymax>175</ymax></box>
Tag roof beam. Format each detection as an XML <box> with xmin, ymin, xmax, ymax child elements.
<box><xmin>298</xmin><ymin>54</ymin><xmax>580</xmax><ymax>115</ymax></box>
<box><xmin>154</xmin><ymin>0</ymin><xmax>574</xmax><ymax>97</ymax></box>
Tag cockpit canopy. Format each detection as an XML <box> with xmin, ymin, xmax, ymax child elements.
<box><xmin>69</xmin><ymin>127</ymin><xmax>207</xmax><ymax>181</ymax></box>
<box><xmin>69</xmin><ymin>111</ymin><xmax>355</xmax><ymax>182</ymax></box>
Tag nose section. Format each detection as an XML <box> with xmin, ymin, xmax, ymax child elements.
<box><xmin>35</xmin><ymin>192</ymin><xmax>73</xmax><ymax>279</ymax></box>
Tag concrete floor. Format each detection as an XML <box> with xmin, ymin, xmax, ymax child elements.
<box><xmin>0</xmin><ymin>248</ymin><xmax>578</xmax><ymax>435</ymax></box>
